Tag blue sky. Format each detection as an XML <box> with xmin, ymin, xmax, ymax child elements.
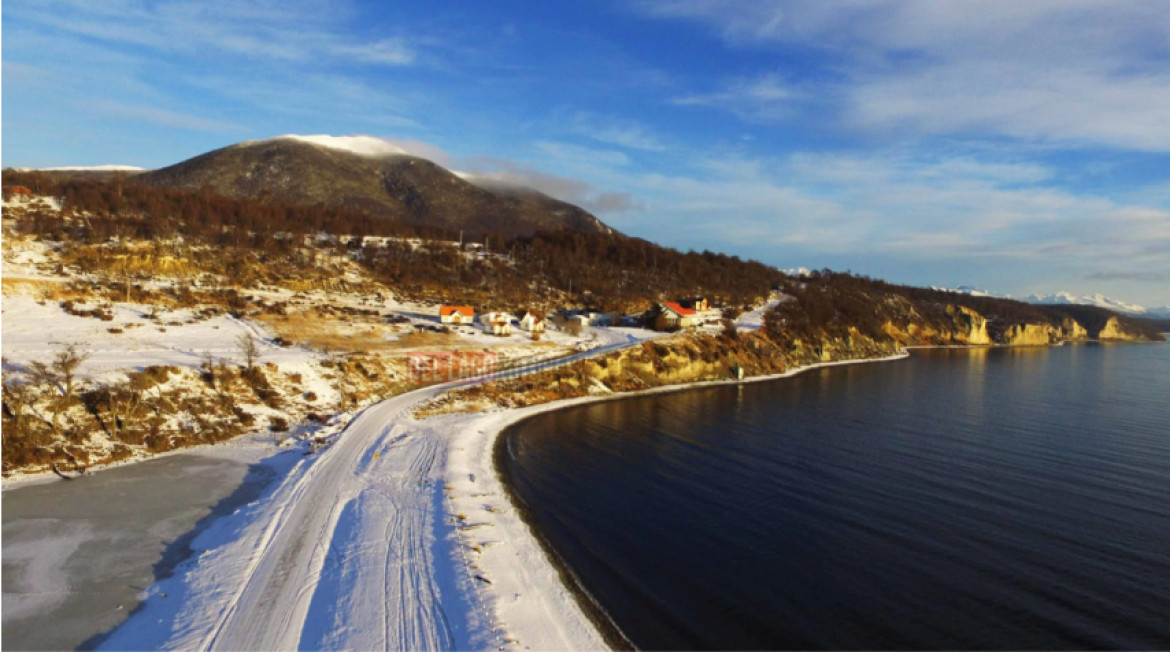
<box><xmin>4</xmin><ymin>0</ymin><xmax>1169</xmax><ymax>306</ymax></box>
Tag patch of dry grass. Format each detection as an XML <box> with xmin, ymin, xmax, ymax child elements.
<box><xmin>1</xmin><ymin>277</ymin><xmax>89</xmax><ymax>301</ymax></box>
<box><xmin>254</xmin><ymin>309</ymin><xmax>476</xmax><ymax>353</ymax></box>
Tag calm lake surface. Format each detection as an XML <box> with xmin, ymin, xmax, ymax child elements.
<box><xmin>500</xmin><ymin>344</ymin><xmax>1170</xmax><ymax>649</ymax></box>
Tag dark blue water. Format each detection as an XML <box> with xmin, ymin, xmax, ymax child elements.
<box><xmin>499</xmin><ymin>344</ymin><xmax>1170</xmax><ymax>650</ymax></box>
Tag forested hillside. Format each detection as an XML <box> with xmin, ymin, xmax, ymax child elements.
<box><xmin>2</xmin><ymin>170</ymin><xmax>782</xmax><ymax>311</ymax></box>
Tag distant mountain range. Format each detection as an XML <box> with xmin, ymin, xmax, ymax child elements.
<box><xmin>70</xmin><ymin>135</ymin><xmax>613</xmax><ymax>239</ymax></box>
<box><xmin>1024</xmin><ymin>292</ymin><xmax>1170</xmax><ymax>319</ymax></box>
<box><xmin>932</xmin><ymin>285</ymin><xmax>1170</xmax><ymax>319</ymax></box>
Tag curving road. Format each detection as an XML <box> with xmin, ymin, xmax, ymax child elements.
<box><xmin>101</xmin><ymin>336</ymin><xmax>645</xmax><ymax>650</ymax></box>
<box><xmin>199</xmin><ymin>385</ymin><xmax>454</xmax><ymax>650</ymax></box>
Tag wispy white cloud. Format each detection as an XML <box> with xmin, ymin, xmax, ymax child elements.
<box><xmin>640</xmin><ymin>0</ymin><xmax>1170</xmax><ymax>151</ymax></box>
<box><xmin>672</xmin><ymin>74</ymin><xmax>805</xmax><ymax>123</ymax></box>
<box><xmin>460</xmin><ymin>153</ymin><xmax>639</xmax><ymax>214</ymax></box>
<box><xmin>568</xmin><ymin>112</ymin><xmax>667</xmax><ymax>151</ymax></box>
<box><xmin>92</xmin><ymin>99</ymin><xmax>246</xmax><ymax>132</ymax></box>
<box><xmin>534</xmin><ymin>141</ymin><xmax>630</xmax><ymax>168</ymax></box>
<box><xmin>7</xmin><ymin>0</ymin><xmax>424</xmax><ymax>67</ymax></box>
<box><xmin>333</xmin><ymin>38</ymin><xmax>417</xmax><ymax>66</ymax></box>
<box><xmin>607</xmin><ymin>148</ymin><xmax>1170</xmax><ymax>295</ymax></box>
<box><xmin>181</xmin><ymin>73</ymin><xmax>420</xmax><ymax>128</ymax></box>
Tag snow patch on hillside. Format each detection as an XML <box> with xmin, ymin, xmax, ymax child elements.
<box><xmin>273</xmin><ymin>134</ymin><xmax>412</xmax><ymax>158</ymax></box>
<box><xmin>38</xmin><ymin>165</ymin><xmax>146</xmax><ymax>172</ymax></box>
<box><xmin>932</xmin><ymin>284</ymin><xmax>998</xmax><ymax>298</ymax></box>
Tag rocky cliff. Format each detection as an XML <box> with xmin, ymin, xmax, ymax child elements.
<box><xmin>418</xmin><ymin>328</ymin><xmax>900</xmax><ymax>414</ymax></box>
<box><xmin>420</xmin><ymin>297</ymin><xmax>1162</xmax><ymax>416</ymax></box>
<box><xmin>1097</xmin><ymin>316</ymin><xmax>1144</xmax><ymax>341</ymax></box>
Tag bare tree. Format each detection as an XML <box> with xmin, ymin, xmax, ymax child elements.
<box><xmin>92</xmin><ymin>382</ymin><xmax>145</xmax><ymax>437</ymax></box>
<box><xmin>2</xmin><ymin>372</ymin><xmax>35</xmax><ymax>434</ymax></box>
<box><xmin>238</xmin><ymin>332</ymin><xmax>260</xmax><ymax>373</ymax></box>
<box><xmin>26</xmin><ymin>344</ymin><xmax>89</xmax><ymax>433</ymax></box>
<box><xmin>53</xmin><ymin>344</ymin><xmax>88</xmax><ymax>402</ymax></box>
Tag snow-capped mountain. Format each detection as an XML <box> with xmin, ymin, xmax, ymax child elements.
<box><xmin>927</xmin><ymin>286</ymin><xmax>1170</xmax><ymax>319</ymax></box>
<box><xmin>1024</xmin><ymin>292</ymin><xmax>1170</xmax><ymax>318</ymax></box>
<box><xmin>930</xmin><ymin>284</ymin><xmax>997</xmax><ymax>298</ymax></box>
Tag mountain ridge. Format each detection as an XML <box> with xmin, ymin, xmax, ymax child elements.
<box><xmin>134</xmin><ymin>136</ymin><xmax>613</xmax><ymax>238</ymax></box>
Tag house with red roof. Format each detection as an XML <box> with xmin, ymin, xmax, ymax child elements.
<box><xmin>653</xmin><ymin>301</ymin><xmax>699</xmax><ymax>331</ymax></box>
<box><xmin>439</xmin><ymin>305</ymin><xmax>475</xmax><ymax>324</ymax></box>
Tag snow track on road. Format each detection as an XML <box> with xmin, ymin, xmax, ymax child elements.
<box><xmin>100</xmin><ymin>384</ymin><xmax>482</xmax><ymax>650</ymax></box>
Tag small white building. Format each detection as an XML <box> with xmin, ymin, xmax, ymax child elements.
<box><xmin>479</xmin><ymin>311</ymin><xmax>512</xmax><ymax>336</ymax></box>
<box><xmin>519</xmin><ymin>311</ymin><xmax>546</xmax><ymax>333</ymax></box>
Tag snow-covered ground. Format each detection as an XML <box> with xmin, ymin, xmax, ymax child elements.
<box><xmin>2</xmin><ymin>194</ymin><xmax>798</xmax><ymax>649</ymax></box>
<box><xmin>91</xmin><ymin>348</ymin><xmax>909</xmax><ymax>650</ymax></box>
<box><xmin>1</xmin><ymin>295</ymin><xmax>302</xmax><ymax>381</ymax></box>
<box><xmin>735</xmin><ymin>297</ymin><xmax>785</xmax><ymax>331</ymax></box>
<box><xmin>93</xmin><ymin>377</ymin><xmax>611</xmax><ymax>650</ymax></box>
<box><xmin>36</xmin><ymin>165</ymin><xmax>147</xmax><ymax>172</ymax></box>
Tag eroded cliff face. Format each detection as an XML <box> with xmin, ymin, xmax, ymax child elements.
<box><xmin>1061</xmin><ymin>317</ymin><xmax>1089</xmax><ymax>340</ymax></box>
<box><xmin>1097</xmin><ymin>316</ymin><xmax>1143</xmax><ymax>341</ymax></box>
<box><xmin>946</xmin><ymin>305</ymin><xmax>992</xmax><ymax>345</ymax></box>
<box><xmin>882</xmin><ymin>304</ymin><xmax>1145</xmax><ymax>347</ymax></box>
<box><xmin>422</xmin><ymin>329</ymin><xmax>900</xmax><ymax>414</ymax></box>
<box><xmin>882</xmin><ymin>304</ymin><xmax>992</xmax><ymax>346</ymax></box>
<box><xmin>999</xmin><ymin>323</ymin><xmax>1059</xmax><ymax>346</ymax></box>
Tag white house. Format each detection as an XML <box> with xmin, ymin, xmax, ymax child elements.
<box><xmin>519</xmin><ymin>311</ymin><xmax>546</xmax><ymax>333</ymax></box>
<box><xmin>478</xmin><ymin>311</ymin><xmax>512</xmax><ymax>336</ymax></box>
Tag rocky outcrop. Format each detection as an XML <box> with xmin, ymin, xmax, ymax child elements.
<box><xmin>424</xmin><ymin>329</ymin><xmax>900</xmax><ymax>413</ymax></box>
<box><xmin>999</xmin><ymin>323</ymin><xmax>1059</xmax><ymax>346</ymax></box>
<box><xmin>1060</xmin><ymin>317</ymin><xmax>1088</xmax><ymax>340</ymax></box>
<box><xmin>884</xmin><ymin>304</ymin><xmax>1138</xmax><ymax>347</ymax></box>
<box><xmin>1097</xmin><ymin>316</ymin><xmax>1143</xmax><ymax>341</ymax></box>
<box><xmin>946</xmin><ymin>305</ymin><xmax>992</xmax><ymax>345</ymax></box>
<box><xmin>421</xmin><ymin>292</ymin><xmax>1164</xmax><ymax>417</ymax></box>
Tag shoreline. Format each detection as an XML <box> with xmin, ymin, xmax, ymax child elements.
<box><xmin>0</xmin><ymin>412</ymin><xmax>356</xmax><ymax>492</ymax></box>
<box><xmin>439</xmin><ymin>349</ymin><xmax>911</xmax><ymax>649</ymax></box>
<box><xmin>22</xmin><ymin>341</ymin><xmax>1156</xmax><ymax>647</ymax></box>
